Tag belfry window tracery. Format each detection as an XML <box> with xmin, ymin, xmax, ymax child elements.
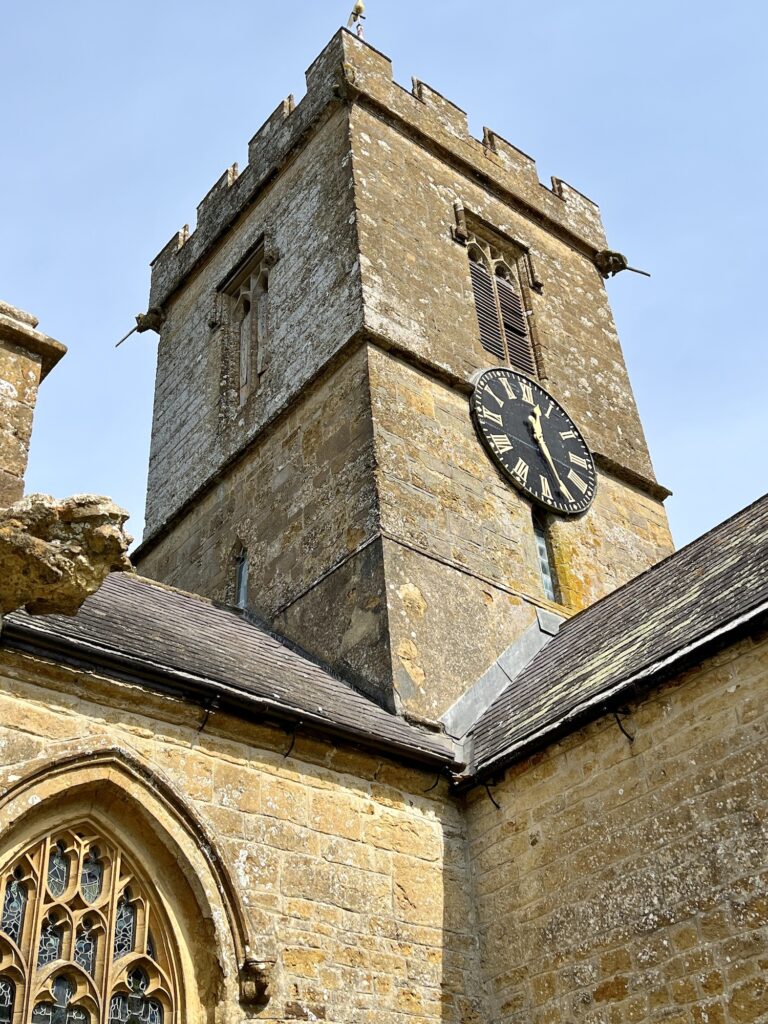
<box><xmin>0</xmin><ymin>828</ymin><xmax>179</xmax><ymax>1024</ymax></box>
<box><xmin>466</xmin><ymin>233</ymin><xmax>538</xmax><ymax>376</ymax></box>
<box><xmin>222</xmin><ymin>249</ymin><xmax>269</xmax><ymax>408</ymax></box>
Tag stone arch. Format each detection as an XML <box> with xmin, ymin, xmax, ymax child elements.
<box><xmin>0</xmin><ymin>747</ymin><xmax>271</xmax><ymax>1021</ymax></box>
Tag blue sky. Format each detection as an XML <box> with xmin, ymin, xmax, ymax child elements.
<box><xmin>2</xmin><ymin>1</ymin><xmax>766</xmax><ymax>550</ymax></box>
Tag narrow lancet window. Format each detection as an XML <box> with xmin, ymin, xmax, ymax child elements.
<box><xmin>0</xmin><ymin>977</ymin><xmax>14</xmax><ymax>1024</ymax></box>
<box><xmin>75</xmin><ymin>919</ymin><xmax>97</xmax><ymax>975</ymax></box>
<box><xmin>467</xmin><ymin>234</ymin><xmax>537</xmax><ymax>375</ymax></box>
<box><xmin>238</xmin><ymin>298</ymin><xmax>253</xmax><ymax>403</ymax></box>
<box><xmin>38</xmin><ymin>914</ymin><xmax>63</xmax><ymax>967</ymax></box>
<box><xmin>533</xmin><ymin>513</ymin><xmax>559</xmax><ymax>603</ymax></box>
<box><xmin>80</xmin><ymin>848</ymin><xmax>103</xmax><ymax>903</ymax></box>
<box><xmin>113</xmin><ymin>891</ymin><xmax>136</xmax><ymax>960</ymax></box>
<box><xmin>47</xmin><ymin>842</ymin><xmax>69</xmax><ymax>898</ymax></box>
<box><xmin>1</xmin><ymin>872</ymin><xmax>27</xmax><ymax>945</ymax></box>
<box><xmin>219</xmin><ymin>245</ymin><xmax>271</xmax><ymax>411</ymax></box>
<box><xmin>235</xmin><ymin>548</ymin><xmax>249</xmax><ymax>610</ymax></box>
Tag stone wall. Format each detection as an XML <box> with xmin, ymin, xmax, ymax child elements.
<box><xmin>143</xmin><ymin>104</ymin><xmax>362</xmax><ymax>536</ymax></box>
<box><xmin>0</xmin><ymin>303</ymin><xmax>65</xmax><ymax>507</ymax></box>
<box><xmin>368</xmin><ymin>347</ymin><xmax>672</xmax><ymax>719</ymax></box>
<box><xmin>138</xmin><ymin>347</ymin><xmax>378</xmax><ymax>623</ymax></box>
<box><xmin>349</xmin><ymin>97</ymin><xmax>656</xmax><ymax>488</ymax></box>
<box><xmin>0</xmin><ymin>336</ymin><xmax>38</xmax><ymax>507</ymax></box>
<box><xmin>0</xmin><ymin>649</ymin><xmax>481</xmax><ymax>1024</ymax></box>
<box><xmin>136</xmin><ymin>29</ymin><xmax>674</xmax><ymax>720</ymax></box>
<box><xmin>138</xmin><ymin>341</ymin><xmax>672</xmax><ymax>719</ymax></box>
<box><xmin>464</xmin><ymin>630</ymin><xmax>768</xmax><ymax>1024</ymax></box>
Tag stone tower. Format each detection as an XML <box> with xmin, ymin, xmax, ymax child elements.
<box><xmin>134</xmin><ymin>30</ymin><xmax>673</xmax><ymax>720</ymax></box>
<box><xmin>0</xmin><ymin>301</ymin><xmax>66</xmax><ymax>507</ymax></box>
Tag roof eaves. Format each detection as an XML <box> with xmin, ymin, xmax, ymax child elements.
<box><xmin>0</xmin><ymin>618</ymin><xmax>460</xmax><ymax>773</ymax></box>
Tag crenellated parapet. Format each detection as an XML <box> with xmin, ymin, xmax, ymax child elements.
<box><xmin>149</xmin><ymin>29</ymin><xmax>607</xmax><ymax>310</ymax></box>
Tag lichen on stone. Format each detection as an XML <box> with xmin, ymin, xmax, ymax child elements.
<box><xmin>0</xmin><ymin>493</ymin><xmax>133</xmax><ymax>616</ymax></box>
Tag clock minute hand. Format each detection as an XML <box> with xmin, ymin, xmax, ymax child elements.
<box><xmin>528</xmin><ymin>405</ymin><xmax>574</xmax><ymax>502</ymax></box>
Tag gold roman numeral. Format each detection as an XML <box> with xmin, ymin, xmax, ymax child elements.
<box><xmin>513</xmin><ymin>458</ymin><xmax>529</xmax><ymax>485</ymax></box>
<box><xmin>569</xmin><ymin>452</ymin><xmax>589</xmax><ymax>469</ymax></box>
<box><xmin>544</xmin><ymin>402</ymin><xmax>554</xmax><ymax>419</ymax></box>
<box><xmin>540</xmin><ymin>475</ymin><xmax>553</xmax><ymax>501</ymax></box>
<box><xmin>500</xmin><ymin>378</ymin><xmax>516</xmax><ymax>400</ymax></box>
<box><xmin>519</xmin><ymin>380</ymin><xmax>535</xmax><ymax>405</ymax></box>
<box><xmin>567</xmin><ymin>468</ymin><xmax>589</xmax><ymax>494</ymax></box>
<box><xmin>487</xmin><ymin>388</ymin><xmax>504</xmax><ymax>408</ymax></box>
<box><xmin>560</xmin><ymin>430</ymin><xmax>577</xmax><ymax>441</ymax></box>
<box><xmin>491</xmin><ymin>434</ymin><xmax>513</xmax><ymax>454</ymax></box>
<box><xmin>483</xmin><ymin>409</ymin><xmax>504</xmax><ymax>428</ymax></box>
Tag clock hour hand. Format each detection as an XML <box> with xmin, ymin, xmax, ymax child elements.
<box><xmin>528</xmin><ymin>405</ymin><xmax>574</xmax><ymax>502</ymax></box>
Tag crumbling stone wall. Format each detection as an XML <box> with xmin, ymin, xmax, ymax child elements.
<box><xmin>0</xmin><ymin>649</ymin><xmax>481</xmax><ymax>1024</ymax></box>
<box><xmin>465</xmin><ymin>631</ymin><xmax>768</xmax><ymax>1024</ymax></box>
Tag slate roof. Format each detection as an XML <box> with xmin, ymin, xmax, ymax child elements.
<box><xmin>3</xmin><ymin>496</ymin><xmax>767</xmax><ymax>785</ymax></box>
<box><xmin>3</xmin><ymin>573</ymin><xmax>455</xmax><ymax>769</ymax></box>
<box><xmin>467</xmin><ymin>492</ymin><xmax>768</xmax><ymax>778</ymax></box>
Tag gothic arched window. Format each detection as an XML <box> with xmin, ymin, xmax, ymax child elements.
<box><xmin>221</xmin><ymin>253</ymin><xmax>269</xmax><ymax>408</ymax></box>
<box><xmin>0</xmin><ymin>828</ymin><xmax>179</xmax><ymax>1024</ymax></box>
<box><xmin>467</xmin><ymin>235</ymin><xmax>537</xmax><ymax>376</ymax></box>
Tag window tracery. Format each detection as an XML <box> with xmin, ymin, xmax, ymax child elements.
<box><xmin>222</xmin><ymin>251</ymin><xmax>269</xmax><ymax>408</ymax></box>
<box><xmin>0</xmin><ymin>828</ymin><xmax>178</xmax><ymax>1024</ymax></box>
<box><xmin>0</xmin><ymin>976</ymin><xmax>14</xmax><ymax>1023</ymax></box>
<box><xmin>1</xmin><ymin>875</ymin><xmax>26</xmax><ymax>946</ymax></box>
<box><xmin>466</xmin><ymin>233</ymin><xmax>538</xmax><ymax>376</ymax></box>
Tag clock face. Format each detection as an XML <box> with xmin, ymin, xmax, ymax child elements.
<box><xmin>471</xmin><ymin>368</ymin><xmax>597</xmax><ymax>515</ymax></box>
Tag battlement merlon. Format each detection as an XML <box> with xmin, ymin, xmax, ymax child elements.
<box><xmin>149</xmin><ymin>29</ymin><xmax>608</xmax><ymax>311</ymax></box>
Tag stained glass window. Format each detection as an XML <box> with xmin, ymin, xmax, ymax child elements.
<box><xmin>80</xmin><ymin>850</ymin><xmax>103</xmax><ymax>903</ymax></box>
<box><xmin>1</xmin><ymin>875</ymin><xmax>27</xmax><ymax>944</ymax></box>
<box><xmin>47</xmin><ymin>843</ymin><xmax>69</xmax><ymax>898</ymax></box>
<box><xmin>0</xmin><ymin>829</ymin><xmax>178</xmax><ymax>1023</ymax></box>
<box><xmin>113</xmin><ymin>892</ymin><xmax>136</xmax><ymax>959</ymax></box>
<box><xmin>74</xmin><ymin>921</ymin><xmax>97</xmax><ymax>976</ymax></box>
<box><xmin>32</xmin><ymin>976</ymin><xmax>90</xmax><ymax>1024</ymax></box>
<box><xmin>38</xmin><ymin>915</ymin><xmax>63</xmax><ymax>967</ymax></box>
<box><xmin>0</xmin><ymin>977</ymin><xmax>14</xmax><ymax>1024</ymax></box>
<box><xmin>108</xmin><ymin>972</ymin><xmax>163</xmax><ymax>1024</ymax></box>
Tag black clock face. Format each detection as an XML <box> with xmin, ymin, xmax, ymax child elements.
<box><xmin>471</xmin><ymin>368</ymin><xmax>597</xmax><ymax>515</ymax></box>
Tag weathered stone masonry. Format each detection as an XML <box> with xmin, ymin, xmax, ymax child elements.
<box><xmin>135</xmin><ymin>30</ymin><xmax>673</xmax><ymax>720</ymax></box>
<box><xmin>0</xmin><ymin>301</ymin><xmax>65</xmax><ymax>508</ymax></box>
<box><xmin>0</xmin><ymin>649</ymin><xmax>482</xmax><ymax>1024</ymax></box>
<box><xmin>465</xmin><ymin>631</ymin><xmax>768</xmax><ymax>1024</ymax></box>
<box><xmin>0</xmin><ymin>615</ymin><xmax>765</xmax><ymax>1023</ymax></box>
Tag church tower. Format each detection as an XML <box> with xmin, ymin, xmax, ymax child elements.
<box><xmin>133</xmin><ymin>30</ymin><xmax>673</xmax><ymax>720</ymax></box>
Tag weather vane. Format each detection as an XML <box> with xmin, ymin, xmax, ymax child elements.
<box><xmin>347</xmin><ymin>1</ymin><xmax>365</xmax><ymax>38</ymax></box>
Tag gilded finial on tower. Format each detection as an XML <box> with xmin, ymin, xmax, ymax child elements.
<box><xmin>347</xmin><ymin>1</ymin><xmax>366</xmax><ymax>38</ymax></box>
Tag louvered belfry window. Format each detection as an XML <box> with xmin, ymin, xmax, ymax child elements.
<box><xmin>468</xmin><ymin>240</ymin><xmax>536</xmax><ymax>376</ymax></box>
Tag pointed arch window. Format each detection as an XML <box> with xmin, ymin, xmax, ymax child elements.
<box><xmin>0</xmin><ymin>977</ymin><xmax>14</xmax><ymax>1023</ymax></box>
<box><xmin>0</xmin><ymin>828</ymin><xmax>179</xmax><ymax>1024</ymax></box>
<box><xmin>219</xmin><ymin>245</ymin><xmax>270</xmax><ymax>408</ymax></box>
<box><xmin>467</xmin><ymin>235</ymin><xmax>537</xmax><ymax>376</ymax></box>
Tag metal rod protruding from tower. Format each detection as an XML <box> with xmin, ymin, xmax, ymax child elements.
<box><xmin>347</xmin><ymin>1</ymin><xmax>366</xmax><ymax>38</ymax></box>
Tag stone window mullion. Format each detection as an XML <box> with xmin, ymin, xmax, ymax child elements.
<box><xmin>0</xmin><ymin>829</ymin><xmax>179</xmax><ymax>1024</ymax></box>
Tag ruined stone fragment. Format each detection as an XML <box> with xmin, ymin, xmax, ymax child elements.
<box><xmin>0</xmin><ymin>493</ymin><xmax>133</xmax><ymax>615</ymax></box>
